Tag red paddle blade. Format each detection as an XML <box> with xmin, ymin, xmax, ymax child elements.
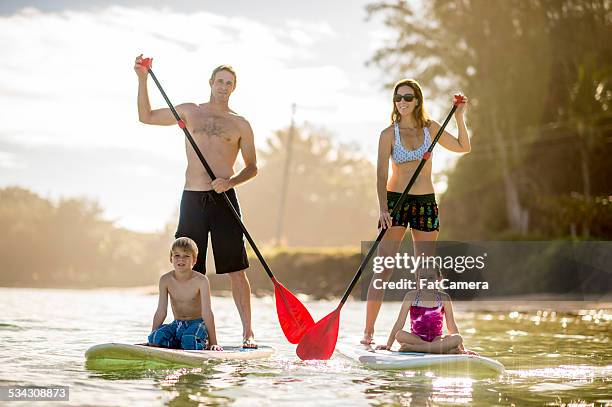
<box><xmin>296</xmin><ymin>307</ymin><xmax>341</xmax><ymax>360</ymax></box>
<box><xmin>274</xmin><ymin>280</ymin><xmax>315</xmax><ymax>344</ymax></box>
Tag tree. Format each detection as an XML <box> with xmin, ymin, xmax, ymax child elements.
<box><xmin>367</xmin><ymin>0</ymin><xmax>612</xmax><ymax>239</ymax></box>
<box><xmin>0</xmin><ymin>186</ymin><xmax>168</xmax><ymax>287</ymax></box>
<box><xmin>239</xmin><ymin>123</ymin><xmax>378</xmax><ymax>246</ymax></box>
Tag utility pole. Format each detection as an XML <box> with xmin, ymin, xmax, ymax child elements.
<box><xmin>275</xmin><ymin>103</ymin><xmax>296</xmax><ymax>247</ymax></box>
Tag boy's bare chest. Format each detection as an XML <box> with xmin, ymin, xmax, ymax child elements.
<box><xmin>190</xmin><ymin>113</ymin><xmax>241</xmax><ymax>144</ymax></box>
<box><xmin>168</xmin><ymin>283</ymin><xmax>200</xmax><ymax>303</ymax></box>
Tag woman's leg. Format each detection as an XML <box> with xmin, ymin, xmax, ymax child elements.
<box><xmin>411</xmin><ymin>229</ymin><xmax>439</xmax><ymax>271</ymax></box>
<box><xmin>361</xmin><ymin>226</ymin><xmax>406</xmax><ymax>344</ymax></box>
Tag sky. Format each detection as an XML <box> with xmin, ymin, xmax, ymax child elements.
<box><xmin>0</xmin><ymin>0</ymin><xmax>462</xmax><ymax>232</ymax></box>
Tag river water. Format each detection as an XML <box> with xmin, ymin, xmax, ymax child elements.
<box><xmin>0</xmin><ymin>288</ymin><xmax>610</xmax><ymax>406</ymax></box>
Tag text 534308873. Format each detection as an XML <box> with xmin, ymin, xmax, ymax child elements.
<box><xmin>0</xmin><ymin>386</ymin><xmax>69</xmax><ymax>401</ymax></box>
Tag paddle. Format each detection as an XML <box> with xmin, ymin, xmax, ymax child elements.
<box><xmin>139</xmin><ymin>57</ymin><xmax>314</xmax><ymax>343</ymax></box>
<box><xmin>296</xmin><ymin>95</ymin><xmax>465</xmax><ymax>359</ymax></box>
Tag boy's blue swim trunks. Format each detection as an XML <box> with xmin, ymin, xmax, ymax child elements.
<box><xmin>148</xmin><ymin>318</ymin><xmax>208</xmax><ymax>350</ymax></box>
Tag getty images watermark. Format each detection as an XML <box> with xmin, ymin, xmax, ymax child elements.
<box><xmin>361</xmin><ymin>240</ymin><xmax>611</xmax><ymax>301</ymax></box>
<box><xmin>371</xmin><ymin>252</ymin><xmax>489</xmax><ymax>291</ymax></box>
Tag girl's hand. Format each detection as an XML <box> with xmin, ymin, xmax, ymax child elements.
<box><xmin>454</xmin><ymin>94</ymin><xmax>468</xmax><ymax>116</ymax></box>
<box><xmin>375</xmin><ymin>344</ymin><xmax>390</xmax><ymax>350</ymax></box>
<box><xmin>378</xmin><ymin>209</ymin><xmax>392</xmax><ymax>230</ymax></box>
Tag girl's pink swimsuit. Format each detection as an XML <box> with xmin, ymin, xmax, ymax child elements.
<box><xmin>410</xmin><ymin>290</ymin><xmax>444</xmax><ymax>342</ymax></box>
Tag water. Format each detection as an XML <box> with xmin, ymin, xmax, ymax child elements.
<box><xmin>0</xmin><ymin>288</ymin><xmax>610</xmax><ymax>406</ymax></box>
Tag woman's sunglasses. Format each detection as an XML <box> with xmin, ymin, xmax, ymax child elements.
<box><xmin>394</xmin><ymin>93</ymin><xmax>416</xmax><ymax>103</ymax></box>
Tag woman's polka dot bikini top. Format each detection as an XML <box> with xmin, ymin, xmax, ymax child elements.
<box><xmin>391</xmin><ymin>122</ymin><xmax>431</xmax><ymax>163</ymax></box>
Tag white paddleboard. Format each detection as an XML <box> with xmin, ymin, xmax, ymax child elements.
<box><xmin>336</xmin><ymin>344</ymin><xmax>504</xmax><ymax>376</ymax></box>
<box><xmin>85</xmin><ymin>343</ymin><xmax>275</xmax><ymax>366</ymax></box>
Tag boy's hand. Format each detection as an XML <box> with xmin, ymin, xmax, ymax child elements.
<box><xmin>375</xmin><ymin>344</ymin><xmax>390</xmax><ymax>350</ymax></box>
<box><xmin>207</xmin><ymin>344</ymin><xmax>223</xmax><ymax>351</ymax></box>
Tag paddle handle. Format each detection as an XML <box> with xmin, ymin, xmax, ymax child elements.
<box><xmin>339</xmin><ymin>99</ymin><xmax>461</xmax><ymax>304</ymax></box>
<box><xmin>143</xmin><ymin>59</ymin><xmax>275</xmax><ymax>279</ymax></box>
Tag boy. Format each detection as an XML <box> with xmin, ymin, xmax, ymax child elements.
<box><xmin>148</xmin><ymin>237</ymin><xmax>222</xmax><ymax>351</ymax></box>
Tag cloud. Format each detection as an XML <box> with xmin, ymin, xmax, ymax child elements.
<box><xmin>286</xmin><ymin>20</ymin><xmax>335</xmax><ymax>37</ymax></box>
<box><xmin>0</xmin><ymin>151</ymin><xmax>26</xmax><ymax>169</ymax></box>
<box><xmin>283</xmin><ymin>20</ymin><xmax>336</xmax><ymax>47</ymax></box>
<box><xmin>0</xmin><ymin>6</ymin><xmax>349</xmax><ymax>155</ymax></box>
<box><xmin>0</xmin><ymin>139</ymin><xmax>184</xmax><ymax>232</ymax></box>
<box><xmin>0</xmin><ymin>4</ymin><xmax>430</xmax><ymax>232</ymax></box>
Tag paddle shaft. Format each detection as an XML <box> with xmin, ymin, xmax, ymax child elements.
<box><xmin>147</xmin><ymin>68</ymin><xmax>275</xmax><ymax>280</ymax></box>
<box><xmin>339</xmin><ymin>103</ymin><xmax>459</xmax><ymax>304</ymax></box>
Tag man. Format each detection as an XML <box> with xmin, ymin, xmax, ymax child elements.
<box><xmin>134</xmin><ymin>54</ymin><xmax>258</xmax><ymax>348</ymax></box>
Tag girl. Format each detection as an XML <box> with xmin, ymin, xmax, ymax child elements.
<box><xmin>362</xmin><ymin>79</ymin><xmax>470</xmax><ymax>345</ymax></box>
<box><xmin>376</xmin><ymin>267</ymin><xmax>477</xmax><ymax>354</ymax></box>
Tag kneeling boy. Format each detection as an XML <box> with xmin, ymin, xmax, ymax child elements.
<box><xmin>148</xmin><ymin>237</ymin><xmax>222</xmax><ymax>351</ymax></box>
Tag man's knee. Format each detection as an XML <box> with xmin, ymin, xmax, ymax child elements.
<box><xmin>229</xmin><ymin>270</ymin><xmax>249</xmax><ymax>284</ymax></box>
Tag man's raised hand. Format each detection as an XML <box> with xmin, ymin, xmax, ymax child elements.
<box><xmin>134</xmin><ymin>53</ymin><xmax>151</xmax><ymax>79</ymax></box>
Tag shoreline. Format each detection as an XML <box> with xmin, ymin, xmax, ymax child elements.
<box><xmin>1</xmin><ymin>286</ymin><xmax>610</xmax><ymax>311</ymax></box>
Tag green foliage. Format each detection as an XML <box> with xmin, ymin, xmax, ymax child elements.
<box><xmin>0</xmin><ymin>120</ymin><xmax>379</xmax><ymax>288</ymax></box>
<box><xmin>368</xmin><ymin>0</ymin><xmax>612</xmax><ymax>239</ymax></box>
<box><xmin>2</xmin><ymin>186</ymin><xmax>606</xmax><ymax>297</ymax></box>
<box><xmin>239</xmin><ymin>123</ymin><xmax>378</xmax><ymax>246</ymax></box>
<box><xmin>0</xmin><ymin>187</ymin><xmax>170</xmax><ymax>287</ymax></box>
<box><xmin>531</xmin><ymin>194</ymin><xmax>612</xmax><ymax>238</ymax></box>
<box><xmin>209</xmin><ymin>246</ymin><xmax>362</xmax><ymax>299</ymax></box>
<box><xmin>0</xmin><ymin>185</ymin><xmax>365</xmax><ymax>294</ymax></box>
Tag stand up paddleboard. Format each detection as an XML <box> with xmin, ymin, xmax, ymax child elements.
<box><xmin>336</xmin><ymin>344</ymin><xmax>504</xmax><ymax>377</ymax></box>
<box><xmin>85</xmin><ymin>343</ymin><xmax>275</xmax><ymax>368</ymax></box>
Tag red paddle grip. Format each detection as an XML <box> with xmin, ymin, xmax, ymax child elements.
<box><xmin>454</xmin><ymin>94</ymin><xmax>467</xmax><ymax>106</ymax></box>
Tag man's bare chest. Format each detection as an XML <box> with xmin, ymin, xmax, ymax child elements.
<box><xmin>190</xmin><ymin>114</ymin><xmax>240</xmax><ymax>144</ymax></box>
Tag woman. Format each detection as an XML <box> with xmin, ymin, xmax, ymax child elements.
<box><xmin>361</xmin><ymin>79</ymin><xmax>470</xmax><ymax>345</ymax></box>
